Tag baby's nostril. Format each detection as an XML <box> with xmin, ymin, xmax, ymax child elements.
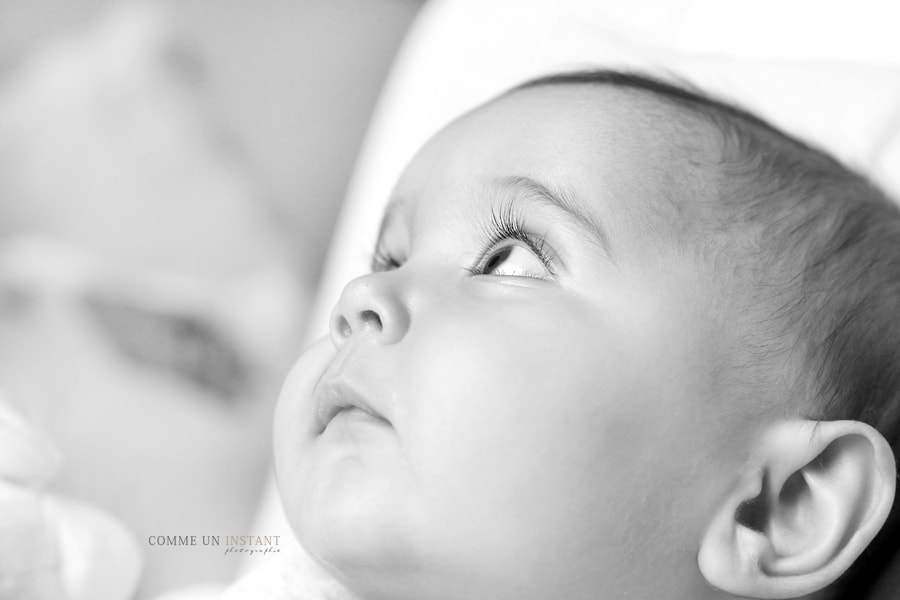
<box><xmin>336</xmin><ymin>316</ymin><xmax>352</xmax><ymax>338</ymax></box>
<box><xmin>360</xmin><ymin>310</ymin><xmax>383</xmax><ymax>331</ymax></box>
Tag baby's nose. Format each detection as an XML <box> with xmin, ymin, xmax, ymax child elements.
<box><xmin>329</xmin><ymin>274</ymin><xmax>409</xmax><ymax>348</ymax></box>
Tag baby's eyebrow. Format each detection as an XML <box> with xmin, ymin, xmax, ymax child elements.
<box><xmin>495</xmin><ymin>175</ymin><xmax>613</xmax><ymax>259</ymax></box>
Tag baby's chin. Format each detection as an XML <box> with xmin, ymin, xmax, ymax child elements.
<box><xmin>287</xmin><ymin>488</ymin><xmax>432</xmax><ymax>600</ymax></box>
<box><xmin>276</xmin><ymin>442</ymin><xmax>427</xmax><ymax>590</ymax></box>
<box><xmin>278</xmin><ymin>418</ymin><xmax>420</xmax><ymax>585</ymax></box>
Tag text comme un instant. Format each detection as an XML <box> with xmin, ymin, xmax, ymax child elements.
<box><xmin>148</xmin><ymin>535</ymin><xmax>281</xmax><ymax>546</ymax></box>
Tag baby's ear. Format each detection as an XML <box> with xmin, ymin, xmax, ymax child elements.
<box><xmin>698</xmin><ymin>420</ymin><xmax>896</xmax><ymax>599</ymax></box>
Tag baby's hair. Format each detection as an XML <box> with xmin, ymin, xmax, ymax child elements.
<box><xmin>517</xmin><ymin>70</ymin><xmax>900</xmax><ymax>598</ymax></box>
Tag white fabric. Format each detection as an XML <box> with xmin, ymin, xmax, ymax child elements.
<box><xmin>0</xmin><ymin>393</ymin><xmax>143</xmax><ymax>600</ymax></box>
<box><xmin>240</xmin><ymin>0</ymin><xmax>900</xmax><ymax>589</ymax></box>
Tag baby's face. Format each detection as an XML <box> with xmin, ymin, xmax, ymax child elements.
<box><xmin>275</xmin><ymin>87</ymin><xmax>755</xmax><ymax>599</ymax></box>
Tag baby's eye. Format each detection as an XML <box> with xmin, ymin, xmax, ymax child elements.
<box><xmin>480</xmin><ymin>242</ymin><xmax>549</xmax><ymax>278</ymax></box>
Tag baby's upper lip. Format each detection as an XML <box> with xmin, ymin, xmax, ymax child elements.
<box><xmin>314</xmin><ymin>376</ymin><xmax>388</xmax><ymax>433</ymax></box>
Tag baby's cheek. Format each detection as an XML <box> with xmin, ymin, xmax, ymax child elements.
<box><xmin>400</xmin><ymin>316</ymin><xmax>635</xmax><ymax>534</ymax></box>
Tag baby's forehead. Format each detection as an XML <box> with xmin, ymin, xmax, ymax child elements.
<box><xmin>391</xmin><ymin>85</ymin><xmax>724</xmax><ymax>246</ymax></box>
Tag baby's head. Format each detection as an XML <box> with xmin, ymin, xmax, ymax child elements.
<box><xmin>274</xmin><ymin>71</ymin><xmax>900</xmax><ymax>600</ymax></box>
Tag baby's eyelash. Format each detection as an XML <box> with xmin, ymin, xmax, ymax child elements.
<box><xmin>370</xmin><ymin>245</ymin><xmax>402</xmax><ymax>273</ymax></box>
<box><xmin>369</xmin><ymin>204</ymin><xmax>555</xmax><ymax>275</ymax></box>
<box><xmin>467</xmin><ymin>203</ymin><xmax>556</xmax><ymax>276</ymax></box>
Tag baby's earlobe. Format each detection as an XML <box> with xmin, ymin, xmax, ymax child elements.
<box><xmin>697</xmin><ymin>420</ymin><xmax>895</xmax><ymax>599</ymax></box>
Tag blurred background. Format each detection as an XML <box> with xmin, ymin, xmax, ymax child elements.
<box><xmin>0</xmin><ymin>0</ymin><xmax>423</xmax><ymax>597</ymax></box>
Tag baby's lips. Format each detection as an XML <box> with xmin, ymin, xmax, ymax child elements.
<box><xmin>0</xmin><ymin>392</ymin><xmax>63</xmax><ymax>487</ymax></box>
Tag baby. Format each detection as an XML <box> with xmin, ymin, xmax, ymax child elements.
<box><xmin>271</xmin><ymin>71</ymin><xmax>900</xmax><ymax>600</ymax></box>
